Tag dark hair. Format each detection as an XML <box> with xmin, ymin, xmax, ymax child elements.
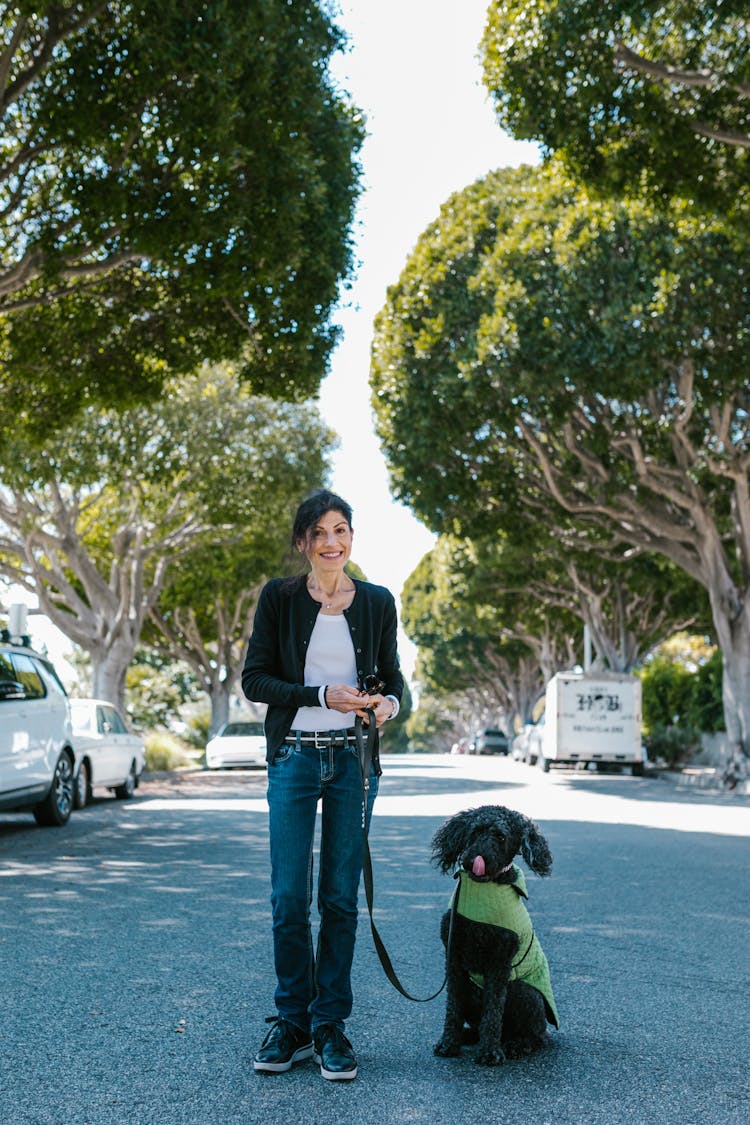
<box><xmin>291</xmin><ymin>489</ymin><xmax>353</xmax><ymax>553</ymax></box>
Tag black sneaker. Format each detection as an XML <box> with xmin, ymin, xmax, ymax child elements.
<box><xmin>253</xmin><ymin>1017</ymin><xmax>313</xmax><ymax>1073</ymax></box>
<box><xmin>313</xmin><ymin>1023</ymin><xmax>358</xmax><ymax>1081</ymax></box>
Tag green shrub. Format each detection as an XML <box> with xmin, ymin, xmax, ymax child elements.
<box><xmin>644</xmin><ymin>724</ymin><xmax>702</xmax><ymax>769</ymax></box>
<box><xmin>640</xmin><ymin>657</ymin><xmax>693</xmax><ymax>730</ymax></box>
<box><xmin>639</xmin><ymin>640</ymin><xmax>725</xmax><ymax>736</ymax></box>
<box><xmin>181</xmin><ymin>710</ymin><xmax>212</xmax><ymax>750</ymax></box>
<box><xmin>684</xmin><ymin>649</ymin><xmax>725</xmax><ymax>733</ymax></box>
<box><xmin>143</xmin><ymin>731</ymin><xmax>196</xmax><ymax>773</ymax></box>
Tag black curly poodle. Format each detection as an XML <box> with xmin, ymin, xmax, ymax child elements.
<box><xmin>431</xmin><ymin>805</ymin><xmax>559</xmax><ymax>1066</ymax></box>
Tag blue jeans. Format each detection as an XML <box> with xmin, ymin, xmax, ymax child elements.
<box><xmin>266</xmin><ymin>738</ymin><xmax>378</xmax><ymax>1033</ymax></box>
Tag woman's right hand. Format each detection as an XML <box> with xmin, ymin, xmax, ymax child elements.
<box><xmin>325</xmin><ymin>684</ymin><xmax>371</xmax><ymax>715</ymax></box>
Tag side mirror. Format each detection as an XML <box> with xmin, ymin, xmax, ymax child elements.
<box><xmin>0</xmin><ymin>680</ymin><xmax>25</xmax><ymax>700</ymax></box>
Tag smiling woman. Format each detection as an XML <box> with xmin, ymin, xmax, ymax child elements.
<box><xmin>241</xmin><ymin>488</ymin><xmax>403</xmax><ymax>1081</ymax></box>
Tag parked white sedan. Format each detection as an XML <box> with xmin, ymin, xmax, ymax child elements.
<box><xmin>205</xmin><ymin>720</ymin><xmax>267</xmax><ymax>769</ymax></box>
<box><xmin>70</xmin><ymin>699</ymin><xmax>146</xmax><ymax>807</ymax></box>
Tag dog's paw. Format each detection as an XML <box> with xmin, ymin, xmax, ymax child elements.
<box><xmin>503</xmin><ymin>1037</ymin><xmax>541</xmax><ymax>1059</ymax></box>
<box><xmin>434</xmin><ymin>1038</ymin><xmax>462</xmax><ymax>1058</ymax></box>
<box><xmin>475</xmin><ymin>1046</ymin><xmax>507</xmax><ymax>1067</ymax></box>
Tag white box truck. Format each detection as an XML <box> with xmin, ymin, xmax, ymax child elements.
<box><xmin>534</xmin><ymin>671</ymin><xmax>644</xmax><ymax>774</ymax></box>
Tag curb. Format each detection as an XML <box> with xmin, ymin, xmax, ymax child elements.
<box><xmin>653</xmin><ymin>767</ymin><xmax>750</xmax><ymax>796</ymax></box>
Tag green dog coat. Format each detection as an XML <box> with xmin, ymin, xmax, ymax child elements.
<box><xmin>451</xmin><ymin>866</ymin><xmax>559</xmax><ymax>1028</ymax></box>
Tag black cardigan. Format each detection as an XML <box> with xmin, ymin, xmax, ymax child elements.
<box><xmin>241</xmin><ymin>576</ymin><xmax>404</xmax><ymax>765</ymax></box>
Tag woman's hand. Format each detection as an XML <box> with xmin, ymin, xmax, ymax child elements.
<box><xmin>362</xmin><ymin>694</ymin><xmax>395</xmax><ymax>728</ymax></box>
<box><xmin>324</xmin><ymin>684</ymin><xmax>371</xmax><ymax>715</ymax></box>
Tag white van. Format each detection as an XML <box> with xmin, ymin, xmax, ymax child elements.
<box><xmin>0</xmin><ymin>634</ymin><xmax>76</xmax><ymax>826</ymax></box>
<box><xmin>534</xmin><ymin>671</ymin><xmax>644</xmax><ymax>775</ymax></box>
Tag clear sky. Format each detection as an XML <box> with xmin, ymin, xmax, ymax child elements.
<box><xmin>7</xmin><ymin>0</ymin><xmax>538</xmax><ymax>685</ymax></box>
<box><xmin>319</xmin><ymin>0</ymin><xmax>538</xmax><ymax>676</ymax></box>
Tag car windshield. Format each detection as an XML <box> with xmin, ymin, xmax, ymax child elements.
<box><xmin>221</xmin><ymin>722</ymin><xmax>264</xmax><ymax>737</ymax></box>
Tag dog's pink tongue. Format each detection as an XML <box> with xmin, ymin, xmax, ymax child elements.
<box><xmin>472</xmin><ymin>855</ymin><xmax>486</xmax><ymax>877</ymax></box>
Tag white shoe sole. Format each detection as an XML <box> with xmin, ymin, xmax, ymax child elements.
<box><xmin>253</xmin><ymin>1044</ymin><xmax>313</xmax><ymax>1072</ymax></box>
<box><xmin>313</xmin><ymin>1050</ymin><xmax>357</xmax><ymax>1080</ymax></box>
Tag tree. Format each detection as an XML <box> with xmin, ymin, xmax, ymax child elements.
<box><xmin>640</xmin><ymin>655</ymin><xmax>694</xmax><ymax>732</ymax></box>
<box><xmin>124</xmin><ymin>648</ymin><xmax>202</xmax><ymax>732</ymax></box>
<box><xmin>378</xmin><ymin>679</ymin><xmax>413</xmax><ymax>753</ymax></box>
<box><xmin>404</xmin><ymin>692</ymin><xmax>457</xmax><ymax>754</ymax></box>
<box><xmin>686</xmin><ymin>649</ymin><xmax>725</xmax><ymax>733</ymax></box>
<box><xmin>144</xmin><ymin>543</ymin><xmax>266</xmax><ymax>736</ymax></box>
<box><xmin>639</xmin><ymin>632</ymin><xmax>725</xmax><ymax>735</ymax></box>
<box><xmin>371</xmin><ymin>163</ymin><xmax>750</xmax><ymax>766</ymax></box>
<box><xmin>402</xmin><ymin>528</ymin><xmax>704</xmax><ymax>745</ymax></box>
<box><xmin>0</xmin><ymin>2</ymin><xmax>363</xmax><ymax>443</ymax></box>
<box><xmin>467</xmin><ymin>529</ymin><xmax>708</xmax><ymax>674</ymax></box>
<box><xmin>401</xmin><ymin>536</ymin><xmax>581</xmax><ymax>733</ymax></box>
<box><xmin>0</xmin><ymin>364</ymin><xmax>334</xmax><ymax>709</ymax></box>
<box><xmin>480</xmin><ymin>0</ymin><xmax>750</xmax><ymax>212</ymax></box>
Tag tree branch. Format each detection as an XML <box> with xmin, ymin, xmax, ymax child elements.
<box><xmin>614</xmin><ymin>40</ymin><xmax>750</xmax><ymax>99</ymax></box>
<box><xmin>0</xmin><ymin>3</ymin><xmax>111</xmax><ymax>117</ymax></box>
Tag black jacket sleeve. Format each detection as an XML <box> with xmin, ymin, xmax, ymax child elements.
<box><xmin>241</xmin><ymin>580</ymin><xmax>321</xmax><ymax>709</ymax></box>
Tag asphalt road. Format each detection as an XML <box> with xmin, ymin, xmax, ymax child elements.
<box><xmin>1</xmin><ymin>755</ymin><xmax>748</xmax><ymax>1125</ymax></box>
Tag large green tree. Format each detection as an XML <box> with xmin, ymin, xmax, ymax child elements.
<box><xmin>0</xmin><ymin>364</ymin><xmax>333</xmax><ymax>709</ymax></box>
<box><xmin>0</xmin><ymin>2</ymin><xmax>362</xmax><ymax>441</ymax></box>
<box><xmin>145</xmin><ymin>545</ymin><xmax>267</xmax><ymax>736</ymax></box>
<box><xmin>401</xmin><ymin>536</ymin><xmax>581</xmax><ymax>732</ymax></box>
<box><xmin>480</xmin><ymin>0</ymin><xmax>750</xmax><ymax>212</ymax></box>
<box><xmin>371</xmin><ymin>163</ymin><xmax>750</xmax><ymax>765</ymax></box>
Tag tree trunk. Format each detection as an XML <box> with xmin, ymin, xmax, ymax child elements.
<box><xmin>209</xmin><ymin>680</ymin><xmax>232</xmax><ymax>736</ymax></box>
<box><xmin>90</xmin><ymin>639</ymin><xmax>134</xmax><ymax>712</ymax></box>
<box><xmin>707</xmin><ymin>586</ymin><xmax>750</xmax><ymax>779</ymax></box>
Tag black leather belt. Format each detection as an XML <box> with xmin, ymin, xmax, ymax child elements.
<box><xmin>284</xmin><ymin>729</ymin><xmax>358</xmax><ymax>748</ymax></box>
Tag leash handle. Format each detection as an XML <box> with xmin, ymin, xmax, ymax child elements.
<box><xmin>355</xmin><ymin>712</ymin><xmax>455</xmax><ymax>1003</ymax></box>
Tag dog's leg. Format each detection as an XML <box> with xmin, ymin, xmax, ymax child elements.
<box><xmin>474</xmin><ymin>928</ymin><xmax>519</xmax><ymax>1067</ymax></box>
<box><xmin>475</xmin><ymin>969</ymin><xmax>510</xmax><ymax>1066</ymax></box>
<box><xmin>434</xmin><ymin>911</ymin><xmax>468</xmax><ymax>1058</ymax></box>
<box><xmin>502</xmin><ymin>981</ymin><xmax>549</xmax><ymax>1058</ymax></box>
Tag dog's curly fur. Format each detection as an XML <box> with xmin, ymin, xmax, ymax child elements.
<box><xmin>431</xmin><ymin>805</ymin><xmax>555</xmax><ymax>1066</ymax></box>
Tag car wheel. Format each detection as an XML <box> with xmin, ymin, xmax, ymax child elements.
<box><xmin>74</xmin><ymin>760</ymin><xmax>91</xmax><ymax>809</ymax></box>
<box><xmin>33</xmin><ymin>751</ymin><xmax>75</xmax><ymax>826</ymax></box>
<box><xmin>114</xmin><ymin>762</ymin><xmax>136</xmax><ymax>800</ymax></box>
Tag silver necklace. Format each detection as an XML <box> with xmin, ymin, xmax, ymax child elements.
<box><xmin>308</xmin><ymin>579</ymin><xmax>349</xmax><ymax>609</ymax></box>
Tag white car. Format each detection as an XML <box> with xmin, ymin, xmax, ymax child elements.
<box><xmin>0</xmin><ymin>636</ymin><xmax>76</xmax><ymax>826</ymax></box>
<box><xmin>70</xmin><ymin>698</ymin><xmax>146</xmax><ymax>807</ymax></box>
<box><xmin>205</xmin><ymin>720</ymin><xmax>267</xmax><ymax>769</ymax></box>
<box><xmin>511</xmin><ymin>724</ymin><xmax>534</xmax><ymax>762</ymax></box>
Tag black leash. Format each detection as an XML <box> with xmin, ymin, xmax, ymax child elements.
<box><xmin>355</xmin><ymin>711</ymin><xmax>459</xmax><ymax>1003</ymax></box>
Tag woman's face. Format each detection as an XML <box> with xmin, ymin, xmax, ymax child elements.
<box><xmin>298</xmin><ymin>508</ymin><xmax>353</xmax><ymax>572</ymax></box>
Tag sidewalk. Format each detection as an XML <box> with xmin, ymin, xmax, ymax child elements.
<box><xmin>653</xmin><ymin>764</ymin><xmax>750</xmax><ymax>796</ymax></box>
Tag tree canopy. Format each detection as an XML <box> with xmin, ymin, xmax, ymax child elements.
<box><xmin>480</xmin><ymin>0</ymin><xmax>750</xmax><ymax>213</ymax></box>
<box><xmin>0</xmin><ymin>2</ymin><xmax>363</xmax><ymax>441</ymax></box>
<box><xmin>401</xmin><ymin>523</ymin><xmax>706</xmax><ymax>738</ymax></box>
<box><xmin>401</xmin><ymin>535</ymin><xmax>581</xmax><ymax>730</ymax></box>
<box><xmin>371</xmin><ymin>162</ymin><xmax>750</xmax><ymax>757</ymax></box>
<box><xmin>0</xmin><ymin>364</ymin><xmax>334</xmax><ymax>708</ymax></box>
